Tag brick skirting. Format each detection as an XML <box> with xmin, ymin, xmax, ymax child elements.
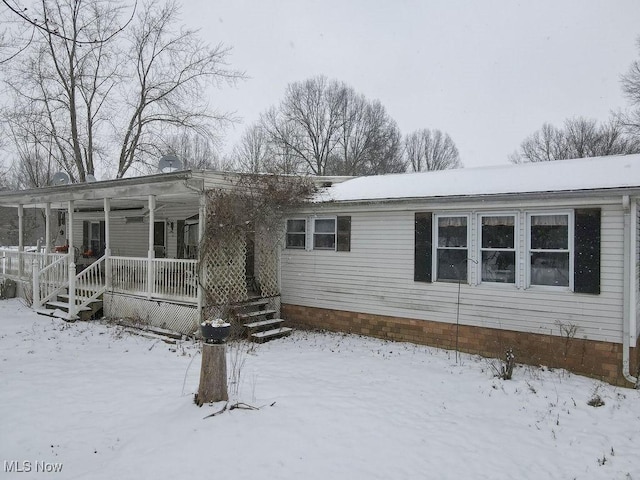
<box><xmin>282</xmin><ymin>303</ymin><xmax>640</xmax><ymax>387</ymax></box>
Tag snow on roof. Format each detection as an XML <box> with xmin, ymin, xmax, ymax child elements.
<box><xmin>318</xmin><ymin>154</ymin><xmax>640</xmax><ymax>203</ymax></box>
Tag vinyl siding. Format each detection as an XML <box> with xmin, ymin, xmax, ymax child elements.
<box><xmin>281</xmin><ymin>200</ymin><xmax>625</xmax><ymax>344</ymax></box>
<box><xmin>70</xmin><ymin>203</ymin><xmax>199</xmax><ymax>258</ymax></box>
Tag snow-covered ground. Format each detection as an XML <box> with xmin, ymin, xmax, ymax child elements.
<box><xmin>1</xmin><ymin>298</ymin><xmax>639</xmax><ymax>480</ymax></box>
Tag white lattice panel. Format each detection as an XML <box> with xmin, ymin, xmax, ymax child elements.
<box><xmin>103</xmin><ymin>293</ymin><xmax>199</xmax><ymax>335</ymax></box>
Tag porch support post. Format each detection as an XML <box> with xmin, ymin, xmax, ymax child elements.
<box><xmin>104</xmin><ymin>198</ymin><xmax>112</xmax><ymax>290</ymax></box>
<box><xmin>197</xmin><ymin>194</ymin><xmax>206</xmax><ymax>320</ymax></box>
<box><xmin>32</xmin><ymin>258</ymin><xmax>41</xmax><ymax>310</ymax></box>
<box><xmin>147</xmin><ymin>195</ymin><xmax>156</xmax><ymax>299</ymax></box>
<box><xmin>67</xmin><ymin>200</ymin><xmax>77</xmax><ymax>319</ymax></box>
<box><xmin>44</xmin><ymin>203</ymin><xmax>51</xmax><ymax>256</ymax></box>
<box><xmin>18</xmin><ymin>204</ymin><xmax>24</xmax><ymax>278</ymax></box>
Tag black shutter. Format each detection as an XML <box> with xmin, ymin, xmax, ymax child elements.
<box><xmin>415</xmin><ymin>212</ymin><xmax>432</xmax><ymax>282</ymax></box>
<box><xmin>82</xmin><ymin>221</ymin><xmax>89</xmax><ymax>250</ymax></box>
<box><xmin>574</xmin><ymin>208</ymin><xmax>600</xmax><ymax>294</ymax></box>
<box><xmin>337</xmin><ymin>216</ymin><xmax>351</xmax><ymax>252</ymax></box>
<box><xmin>177</xmin><ymin>220</ymin><xmax>185</xmax><ymax>259</ymax></box>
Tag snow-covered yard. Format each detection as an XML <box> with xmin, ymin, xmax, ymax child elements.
<box><xmin>1</xmin><ymin>298</ymin><xmax>639</xmax><ymax>480</ymax></box>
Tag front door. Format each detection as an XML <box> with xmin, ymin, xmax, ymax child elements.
<box><xmin>154</xmin><ymin>221</ymin><xmax>166</xmax><ymax>258</ymax></box>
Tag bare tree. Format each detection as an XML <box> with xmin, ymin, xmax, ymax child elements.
<box><xmin>114</xmin><ymin>0</ymin><xmax>241</xmax><ymax>178</ymax></box>
<box><xmin>232</xmin><ymin>124</ymin><xmax>272</xmax><ymax>173</ymax></box>
<box><xmin>260</xmin><ymin>76</ymin><xmax>347</xmax><ymax>175</ymax></box>
<box><xmin>1</xmin><ymin>0</ymin><xmax>242</xmax><ymax>180</ymax></box>
<box><xmin>404</xmin><ymin>129</ymin><xmax>462</xmax><ymax>171</ymax></box>
<box><xmin>257</xmin><ymin>76</ymin><xmax>406</xmax><ymax>176</ymax></box>
<box><xmin>330</xmin><ymin>94</ymin><xmax>405</xmax><ymax>175</ymax></box>
<box><xmin>159</xmin><ymin>132</ymin><xmax>230</xmax><ymax>171</ymax></box>
<box><xmin>621</xmin><ymin>38</ymin><xmax>640</xmax><ymax>142</ymax></box>
<box><xmin>510</xmin><ymin>117</ymin><xmax>640</xmax><ymax>163</ymax></box>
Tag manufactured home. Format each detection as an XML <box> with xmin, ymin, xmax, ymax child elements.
<box><xmin>0</xmin><ymin>155</ymin><xmax>639</xmax><ymax>386</ymax></box>
<box><xmin>280</xmin><ymin>155</ymin><xmax>640</xmax><ymax>387</ymax></box>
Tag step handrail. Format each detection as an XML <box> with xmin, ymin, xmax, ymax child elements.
<box><xmin>33</xmin><ymin>254</ymin><xmax>69</xmax><ymax>310</ymax></box>
<box><xmin>72</xmin><ymin>255</ymin><xmax>107</xmax><ymax>317</ymax></box>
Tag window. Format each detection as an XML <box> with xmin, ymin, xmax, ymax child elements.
<box><xmin>436</xmin><ymin>215</ymin><xmax>468</xmax><ymax>281</ymax></box>
<box><xmin>480</xmin><ymin>215</ymin><xmax>516</xmax><ymax>284</ymax></box>
<box><xmin>286</xmin><ymin>219</ymin><xmax>306</xmax><ymax>249</ymax></box>
<box><xmin>82</xmin><ymin>220</ymin><xmax>105</xmax><ymax>257</ymax></box>
<box><xmin>313</xmin><ymin>218</ymin><xmax>336</xmax><ymax>250</ymax></box>
<box><xmin>529</xmin><ymin>213</ymin><xmax>571</xmax><ymax>287</ymax></box>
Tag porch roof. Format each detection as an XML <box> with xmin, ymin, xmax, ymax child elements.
<box><xmin>0</xmin><ymin>170</ymin><xmax>208</xmax><ymax>209</ymax></box>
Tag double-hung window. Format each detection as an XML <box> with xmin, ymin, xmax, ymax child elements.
<box><xmin>435</xmin><ymin>215</ymin><xmax>468</xmax><ymax>281</ymax></box>
<box><xmin>480</xmin><ymin>215</ymin><xmax>516</xmax><ymax>284</ymax></box>
<box><xmin>313</xmin><ymin>218</ymin><xmax>336</xmax><ymax>250</ymax></box>
<box><xmin>529</xmin><ymin>213</ymin><xmax>572</xmax><ymax>287</ymax></box>
<box><xmin>286</xmin><ymin>219</ymin><xmax>307</xmax><ymax>249</ymax></box>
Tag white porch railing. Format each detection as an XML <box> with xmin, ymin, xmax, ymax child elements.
<box><xmin>151</xmin><ymin>258</ymin><xmax>198</xmax><ymax>301</ymax></box>
<box><xmin>110</xmin><ymin>256</ymin><xmax>198</xmax><ymax>303</ymax></box>
<box><xmin>32</xmin><ymin>254</ymin><xmax>69</xmax><ymax>310</ymax></box>
<box><xmin>1</xmin><ymin>249</ymin><xmax>66</xmax><ymax>280</ymax></box>
<box><xmin>73</xmin><ymin>256</ymin><xmax>108</xmax><ymax>317</ymax></box>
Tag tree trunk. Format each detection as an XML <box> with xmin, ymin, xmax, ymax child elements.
<box><xmin>196</xmin><ymin>343</ymin><xmax>228</xmax><ymax>406</ymax></box>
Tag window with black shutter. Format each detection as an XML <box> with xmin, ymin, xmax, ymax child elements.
<box><xmin>337</xmin><ymin>216</ymin><xmax>351</xmax><ymax>252</ymax></box>
<box><xmin>414</xmin><ymin>212</ymin><xmax>432</xmax><ymax>282</ymax></box>
<box><xmin>574</xmin><ymin>208</ymin><xmax>601</xmax><ymax>294</ymax></box>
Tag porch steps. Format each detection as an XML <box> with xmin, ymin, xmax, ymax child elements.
<box><xmin>232</xmin><ymin>298</ymin><xmax>293</xmax><ymax>343</ymax></box>
<box><xmin>251</xmin><ymin>327</ymin><xmax>293</xmax><ymax>343</ymax></box>
<box><xmin>38</xmin><ymin>291</ymin><xmax>104</xmax><ymax>322</ymax></box>
<box><xmin>236</xmin><ymin>309</ymin><xmax>277</xmax><ymax>320</ymax></box>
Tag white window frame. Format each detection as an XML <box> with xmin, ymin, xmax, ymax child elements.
<box><xmin>312</xmin><ymin>217</ymin><xmax>337</xmax><ymax>251</ymax></box>
<box><xmin>433</xmin><ymin>213</ymin><xmax>470</xmax><ymax>283</ymax></box>
<box><xmin>285</xmin><ymin>218</ymin><xmax>307</xmax><ymax>250</ymax></box>
<box><xmin>477</xmin><ymin>213</ymin><xmax>519</xmax><ymax>287</ymax></box>
<box><xmin>526</xmin><ymin>211</ymin><xmax>574</xmax><ymax>290</ymax></box>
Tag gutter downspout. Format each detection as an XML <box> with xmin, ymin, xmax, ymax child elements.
<box><xmin>622</xmin><ymin>195</ymin><xmax>639</xmax><ymax>387</ymax></box>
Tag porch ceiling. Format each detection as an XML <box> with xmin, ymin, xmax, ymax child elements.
<box><xmin>0</xmin><ymin>171</ymin><xmax>204</xmax><ymax>209</ymax></box>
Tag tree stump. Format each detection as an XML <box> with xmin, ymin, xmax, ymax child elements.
<box><xmin>196</xmin><ymin>343</ymin><xmax>228</xmax><ymax>406</ymax></box>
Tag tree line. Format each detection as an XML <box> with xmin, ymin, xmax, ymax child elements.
<box><xmin>1</xmin><ymin>1</ymin><xmax>640</xmax><ymax>189</ymax></box>
<box><xmin>510</xmin><ymin>40</ymin><xmax>640</xmax><ymax>163</ymax></box>
<box><xmin>232</xmin><ymin>75</ymin><xmax>461</xmax><ymax>176</ymax></box>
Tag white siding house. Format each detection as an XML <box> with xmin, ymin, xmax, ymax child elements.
<box><xmin>280</xmin><ymin>155</ymin><xmax>640</xmax><ymax>387</ymax></box>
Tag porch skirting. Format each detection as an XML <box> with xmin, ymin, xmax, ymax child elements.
<box><xmin>282</xmin><ymin>303</ymin><xmax>640</xmax><ymax>387</ymax></box>
<box><xmin>104</xmin><ymin>293</ymin><xmax>198</xmax><ymax>335</ymax></box>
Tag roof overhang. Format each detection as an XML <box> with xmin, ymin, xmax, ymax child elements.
<box><xmin>0</xmin><ymin>171</ymin><xmax>204</xmax><ymax>209</ymax></box>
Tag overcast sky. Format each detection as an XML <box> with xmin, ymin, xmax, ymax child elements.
<box><xmin>181</xmin><ymin>0</ymin><xmax>640</xmax><ymax>169</ymax></box>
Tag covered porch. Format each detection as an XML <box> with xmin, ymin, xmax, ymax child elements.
<box><xmin>0</xmin><ymin>171</ymin><xmax>208</xmax><ymax>332</ymax></box>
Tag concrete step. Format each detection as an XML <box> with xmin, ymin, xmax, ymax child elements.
<box><xmin>244</xmin><ymin>318</ymin><xmax>284</xmax><ymax>330</ymax></box>
<box><xmin>250</xmin><ymin>327</ymin><xmax>293</xmax><ymax>343</ymax></box>
<box><xmin>45</xmin><ymin>301</ymin><xmax>92</xmax><ymax>312</ymax></box>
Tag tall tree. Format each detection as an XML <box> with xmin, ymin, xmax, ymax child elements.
<box><xmin>510</xmin><ymin>117</ymin><xmax>640</xmax><ymax>163</ymax></box>
<box><xmin>1</xmin><ymin>0</ymin><xmax>242</xmax><ymax>181</ymax></box>
<box><xmin>621</xmin><ymin>38</ymin><xmax>640</xmax><ymax>141</ymax></box>
<box><xmin>404</xmin><ymin>129</ymin><xmax>462</xmax><ymax>171</ymax></box>
<box><xmin>255</xmin><ymin>76</ymin><xmax>406</xmax><ymax>176</ymax></box>
<box><xmin>260</xmin><ymin>76</ymin><xmax>346</xmax><ymax>175</ymax></box>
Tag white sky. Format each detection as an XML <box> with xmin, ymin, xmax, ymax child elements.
<box><xmin>181</xmin><ymin>0</ymin><xmax>640</xmax><ymax>168</ymax></box>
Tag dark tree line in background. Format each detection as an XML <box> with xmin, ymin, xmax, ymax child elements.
<box><xmin>232</xmin><ymin>76</ymin><xmax>461</xmax><ymax>176</ymax></box>
<box><xmin>511</xmin><ymin>39</ymin><xmax>640</xmax><ymax>164</ymax></box>
<box><xmin>0</xmin><ymin>0</ymin><xmax>242</xmax><ymax>188</ymax></box>
<box><xmin>3</xmin><ymin>2</ymin><xmax>640</xmax><ymax>187</ymax></box>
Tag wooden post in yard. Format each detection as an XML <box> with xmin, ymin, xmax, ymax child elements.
<box><xmin>197</xmin><ymin>343</ymin><xmax>228</xmax><ymax>406</ymax></box>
